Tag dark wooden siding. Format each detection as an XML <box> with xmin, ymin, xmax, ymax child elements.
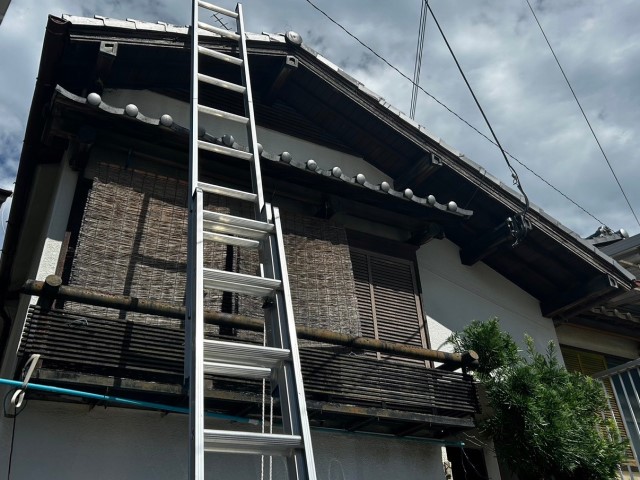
<box><xmin>351</xmin><ymin>249</ymin><xmax>428</xmax><ymax>364</ymax></box>
<box><xmin>20</xmin><ymin>306</ymin><xmax>479</xmax><ymax>418</ymax></box>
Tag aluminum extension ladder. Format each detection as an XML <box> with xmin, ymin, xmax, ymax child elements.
<box><xmin>185</xmin><ymin>2</ymin><xmax>317</xmax><ymax>479</ymax></box>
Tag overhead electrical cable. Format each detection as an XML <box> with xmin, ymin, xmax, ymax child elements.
<box><xmin>410</xmin><ymin>0</ymin><xmax>429</xmax><ymax>119</ymax></box>
<box><xmin>212</xmin><ymin>12</ymin><xmax>231</xmax><ymax>30</ymax></box>
<box><xmin>302</xmin><ymin>0</ymin><xmax>606</xmax><ymax>226</ymax></box>
<box><xmin>524</xmin><ymin>0</ymin><xmax>640</xmax><ymax>229</ymax></box>
<box><xmin>426</xmin><ymin>4</ymin><xmax>529</xmax><ymax>211</ymax></box>
<box><xmin>426</xmin><ymin>3</ymin><xmax>529</xmax><ymax>243</ymax></box>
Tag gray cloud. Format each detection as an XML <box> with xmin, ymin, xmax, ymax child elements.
<box><xmin>1</xmin><ymin>0</ymin><xmax>639</xmax><ymax>246</ymax></box>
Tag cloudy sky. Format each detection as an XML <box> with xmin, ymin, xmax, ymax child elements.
<box><xmin>1</xmin><ymin>0</ymin><xmax>639</xmax><ymax>247</ymax></box>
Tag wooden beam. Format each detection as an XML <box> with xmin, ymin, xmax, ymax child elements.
<box><xmin>305</xmin><ymin>400</ymin><xmax>475</xmax><ymax>429</ymax></box>
<box><xmin>264</xmin><ymin>55</ymin><xmax>298</xmax><ymax>105</ymax></box>
<box><xmin>345</xmin><ymin>417</ymin><xmax>376</xmax><ymax>431</ymax></box>
<box><xmin>22</xmin><ymin>276</ymin><xmax>478</xmax><ymax>368</ymax></box>
<box><xmin>409</xmin><ymin>224</ymin><xmax>444</xmax><ymax>245</ymax></box>
<box><xmin>541</xmin><ymin>274</ymin><xmax>619</xmax><ymax>318</ymax></box>
<box><xmin>33</xmin><ymin>369</ymin><xmax>475</xmax><ymax>430</ymax></box>
<box><xmin>394</xmin><ymin>422</ymin><xmax>428</xmax><ymax>437</ymax></box>
<box><xmin>436</xmin><ymin>350</ymin><xmax>479</xmax><ymax>372</ymax></box>
<box><xmin>394</xmin><ymin>153</ymin><xmax>442</xmax><ymax>191</ymax></box>
<box><xmin>460</xmin><ymin>216</ymin><xmax>531</xmax><ymax>266</ymax></box>
<box><xmin>91</xmin><ymin>40</ymin><xmax>118</xmax><ymax>94</ymax></box>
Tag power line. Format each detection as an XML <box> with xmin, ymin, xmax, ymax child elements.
<box><xmin>410</xmin><ymin>0</ymin><xmax>429</xmax><ymax>119</ymax></box>
<box><xmin>303</xmin><ymin>0</ymin><xmax>607</xmax><ymax>226</ymax></box>
<box><xmin>426</xmin><ymin>2</ymin><xmax>530</xmax><ymax>245</ymax></box>
<box><xmin>524</xmin><ymin>0</ymin><xmax>640</xmax><ymax>229</ymax></box>
<box><xmin>212</xmin><ymin>12</ymin><xmax>231</xmax><ymax>30</ymax></box>
<box><xmin>426</xmin><ymin>3</ymin><xmax>529</xmax><ymax>217</ymax></box>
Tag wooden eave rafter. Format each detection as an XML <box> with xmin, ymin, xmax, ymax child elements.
<box><xmin>541</xmin><ymin>274</ymin><xmax>620</xmax><ymax>318</ymax></box>
<box><xmin>45</xmin><ymin>85</ymin><xmax>470</xmax><ymax>231</ymax></box>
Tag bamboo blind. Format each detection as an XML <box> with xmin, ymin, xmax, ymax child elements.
<box><xmin>66</xmin><ymin>163</ymin><xmax>360</xmax><ymax>342</ymax></box>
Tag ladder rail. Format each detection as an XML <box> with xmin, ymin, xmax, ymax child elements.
<box><xmin>188</xmin><ymin>1</ymin><xmax>205</xmax><ymax>478</ymax></box>
<box><xmin>188</xmin><ymin>3</ymin><xmax>316</xmax><ymax>479</ymax></box>
<box><xmin>188</xmin><ymin>190</ymin><xmax>205</xmax><ymax>480</ymax></box>
<box><xmin>237</xmin><ymin>3</ymin><xmax>265</xmax><ymax>217</ymax></box>
<box><xmin>268</xmin><ymin>206</ymin><xmax>317</xmax><ymax>479</ymax></box>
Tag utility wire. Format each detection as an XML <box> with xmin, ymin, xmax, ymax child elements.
<box><xmin>303</xmin><ymin>0</ymin><xmax>607</xmax><ymax>226</ymax></box>
<box><xmin>427</xmin><ymin>2</ymin><xmax>530</xmax><ymax>245</ymax></box>
<box><xmin>427</xmin><ymin>3</ymin><xmax>529</xmax><ymax>218</ymax></box>
<box><xmin>410</xmin><ymin>0</ymin><xmax>429</xmax><ymax>119</ymax></box>
<box><xmin>524</xmin><ymin>0</ymin><xmax>640</xmax><ymax>229</ymax></box>
<box><xmin>212</xmin><ymin>12</ymin><xmax>231</xmax><ymax>30</ymax></box>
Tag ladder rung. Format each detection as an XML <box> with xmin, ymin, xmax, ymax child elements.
<box><xmin>197</xmin><ymin>0</ymin><xmax>238</xmax><ymax>19</ymax></box>
<box><xmin>204</xmin><ymin>221</ymin><xmax>271</xmax><ymax>240</ymax></box>
<box><xmin>198</xmin><ymin>46</ymin><xmax>242</xmax><ymax>65</ymax></box>
<box><xmin>203</xmin><ymin>268</ymin><xmax>282</xmax><ymax>296</ymax></box>
<box><xmin>203</xmin><ymin>339</ymin><xmax>290</xmax><ymax>368</ymax></box>
<box><xmin>203</xmin><ymin>430</ymin><xmax>302</xmax><ymax>456</ymax></box>
<box><xmin>203</xmin><ymin>231</ymin><xmax>260</xmax><ymax>248</ymax></box>
<box><xmin>198</xmin><ymin>21</ymin><xmax>240</xmax><ymax>41</ymax></box>
<box><xmin>198</xmin><ymin>104</ymin><xmax>249</xmax><ymax>124</ymax></box>
<box><xmin>197</xmin><ymin>182</ymin><xmax>257</xmax><ymax>203</ymax></box>
<box><xmin>204</xmin><ymin>361</ymin><xmax>271</xmax><ymax>379</ymax></box>
<box><xmin>198</xmin><ymin>140</ymin><xmax>253</xmax><ymax>161</ymax></box>
<box><xmin>203</xmin><ymin>211</ymin><xmax>275</xmax><ymax>235</ymax></box>
<box><xmin>198</xmin><ymin>74</ymin><xmax>246</xmax><ymax>94</ymax></box>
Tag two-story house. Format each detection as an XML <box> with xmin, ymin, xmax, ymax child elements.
<box><xmin>0</xmin><ymin>12</ymin><xmax>636</xmax><ymax>480</ymax></box>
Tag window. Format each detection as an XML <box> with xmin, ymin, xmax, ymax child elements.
<box><xmin>350</xmin><ymin>248</ymin><xmax>428</xmax><ymax>365</ymax></box>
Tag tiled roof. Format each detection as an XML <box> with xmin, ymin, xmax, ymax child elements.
<box><xmin>55</xmin><ymin>85</ymin><xmax>472</xmax><ymax>218</ymax></box>
<box><xmin>53</xmin><ymin>15</ymin><xmax>636</xmax><ymax>281</ymax></box>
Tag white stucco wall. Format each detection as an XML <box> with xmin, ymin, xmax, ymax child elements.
<box><xmin>0</xmin><ymin>401</ymin><xmax>448</xmax><ymax>480</ymax></box>
<box><xmin>418</xmin><ymin>239</ymin><xmax>562</xmax><ymax>480</ymax></box>
<box><xmin>0</xmin><ymin>158</ymin><xmax>79</xmax><ymax>471</ymax></box>
<box><xmin>0</xmin><ymin>157</ymin><xmax>78</xmax><ymax>379</ymax></box>
<box><xmin>556</xmin><ymin>324</ymin><xmax>639</xmax><ymax>360</ymax></box>
<box><xmin>101</xmin><ymin>89</ymin><xmax>392</xmax><ymax>185</ymax></box>
<box><xmin>417</xmin><ymin>239</ymin><xmax>560</xmax><ymax>359</ymax></box>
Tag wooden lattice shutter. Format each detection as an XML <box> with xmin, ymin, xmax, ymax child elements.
<box><xmin>350</xmin><ymin>249</ymin><xmax>428</xmax><ymax>365</ymax></box>
<box><xmin>561</xmin><ymin>347</ymin><xmax>635</xmax><ymax>465</ymax></box>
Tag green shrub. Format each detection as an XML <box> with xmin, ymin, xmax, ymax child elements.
<box><xmin>448</xmin><ymin>320</ymin><xmax>626</xmax><ymax>480</ymax></box>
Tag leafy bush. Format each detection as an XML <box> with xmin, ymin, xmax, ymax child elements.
<box><xmin>448</xmin><ymin>320</ymin><xmax>626</xmax><ymax>480</ymax></box>
<box><xmin>446</xmin><ymin>317</ymin><xmax>518</xmax><ymax>376</ymax></box>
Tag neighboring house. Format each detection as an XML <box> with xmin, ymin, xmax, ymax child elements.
<box><xmin>557</xmin><ymin>232</ymin><xmax>640</xmax><ymax>478</ymax></box>
<box><xmin>0</xmin><ymin>188</ymin><xmax>10</xmax><ymax>206</ymax></box>
<box><xmin>0</xmin><ymin>13</ymin><xmax>636</xmax><ymax>480</ymax></box>
<box><xmin>0</xmin><ymin>0</ymin><xmax>11</xmax><ymax>25</ymax></box>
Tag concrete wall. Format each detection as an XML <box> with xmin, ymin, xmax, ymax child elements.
<box><xmin>101</xmin><ymin>89</ymin><xmax>392</xmax><ymax>185</ymax></box>
<box><xmin>417</xmin><ymin>238</ymin><xmax>560</xmax><ymax>359</ymax></box>
<box><xmin>417</xmin><ymin>238</ymin><xmax>562</xmax><ymax>479</ymax></box>
<box><xmin>1</xmin><ymin>401</ymin><xmax>448</xmax><ymax>480</ymax></box>
<box><xmin>556</xmin><ymin>324</ymin><xmax>639</xmax><ymax>360</ymax></box>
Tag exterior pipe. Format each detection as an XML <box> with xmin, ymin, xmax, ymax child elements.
<box><xmin>0</xmin><ymin>377</ymin><xmax>258</xmax><ymax>424</ymax></box>
<box><xmin>0</xmin><ymin>377</ymin><xmax>468</xmax><ymax>445</ymax></box>
<box><xmin>21</xmin><ymin>276</ymin><xmax>479</xmax><ymax>368</ymax></box>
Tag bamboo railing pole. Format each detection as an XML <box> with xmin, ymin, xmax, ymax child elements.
<box><xmin>22</xmin><ymin>276</ymin><xmax>478</xmax><ymax>369</ymax></box>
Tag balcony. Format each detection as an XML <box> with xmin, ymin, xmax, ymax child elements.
<box><xmin>18</xmin><ymin>301</ymin><xmax>479</xmax><ymax>439</ymax></box>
